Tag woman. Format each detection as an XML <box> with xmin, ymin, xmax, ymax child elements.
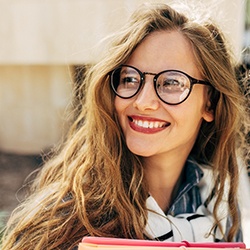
<box><xmin>2</xmin><ymin>3</ymin><xmax>249</xmax><ymax>249</ymax></box>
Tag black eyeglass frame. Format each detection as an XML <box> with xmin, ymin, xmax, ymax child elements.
<box><xmin>110</xmin><ymin>64</ymin><xmax>211</xmax><ymax>105</ymax></box>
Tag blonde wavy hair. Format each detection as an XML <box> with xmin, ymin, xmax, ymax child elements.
<box><xmin>2</xmin><ymin>3</ymin><xmax>249</xmax><ymax>249</ymax></box>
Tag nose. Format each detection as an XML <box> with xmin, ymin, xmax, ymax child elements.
<box><xmin>133</xmin><ymin>75</ymin><xmax>160</xmax><ymax>111</ymax></box>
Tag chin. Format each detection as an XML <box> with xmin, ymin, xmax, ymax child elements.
<box><xmin>127</xmin><ymin>147</ymin><xmax>153</xmax><ymax>157</ymax></box>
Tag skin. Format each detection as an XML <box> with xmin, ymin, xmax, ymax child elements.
<box><xmin>115</xmin><ymin>30</ymin><xmax>214</xmax><ymax>212</ymax></box>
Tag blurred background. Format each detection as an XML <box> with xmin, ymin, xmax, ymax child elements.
<box><xmin>0</xmin><ymin>0</ymin><xmax>249</xmax><ymax>244</ymax></box>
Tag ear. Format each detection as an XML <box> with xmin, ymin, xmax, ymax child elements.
<box><xmin>202</xmin><ymin>100</ymin><xmax>214</xmax><ymax>122</ymax></box>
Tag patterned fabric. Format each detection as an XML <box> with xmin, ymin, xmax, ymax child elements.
<box><xmin>74</xmin><ymin>160</ymin><xmax>243</xmax><ymax>249</ymax></box>
<box><xmin>144</xmin><ymin>159</ymin><xmax>243</xmax><ymax>242</ymax></box>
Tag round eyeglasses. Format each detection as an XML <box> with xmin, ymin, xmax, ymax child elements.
<box><xmin>110</xmin><ymin>65</ymin><xmax>210</xmax><ymax>105</ymax></box>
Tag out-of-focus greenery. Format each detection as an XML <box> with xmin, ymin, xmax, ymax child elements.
<box><xmin>0</xmin><ymin>211</ymin><xmax>8</xmax><ymax>247</ymax></box>
<box><xmin>246</xmin><ymin>0</ymin><xmax>250</xmax><ymax>28</ymax></box>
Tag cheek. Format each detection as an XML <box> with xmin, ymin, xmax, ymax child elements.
<box><xmin>185</xmin><ymin>87</ymin><xmax>208</xmax><ymax>115</ymax></box>
<box><xmin>171</xmin><ymin>106</ymin><xmax>204</xmax><ymax>142</ymax></box>
<box><xmin>114</xmin><ymin>96</ymin><xmax>134</xmax><ymax>111</ymax></box>
<box><xmin>114</xmin><ymin>97</ymin><xmax>128</xmax><ymax>123</ymax></box>
<box><xmin>114</xmin><ymin>97</ymin><xmax>122</xmax><ymax>114</ymax></box>
<box><xmin>167</xmin><ymin>91</ymin><xmax>207</xmax><ymax>128</ymax></box>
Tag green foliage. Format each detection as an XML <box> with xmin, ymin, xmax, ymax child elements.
<box><xmin>0</xmin><ymin>211</ymin><xmax>8</xmax><ymax>247</ymax></box>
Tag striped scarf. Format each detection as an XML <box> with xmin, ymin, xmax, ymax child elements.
<box><xmin>144</xmin><ymin>160</ymin><xmax>242</xmax><ymax>242</ymax></box>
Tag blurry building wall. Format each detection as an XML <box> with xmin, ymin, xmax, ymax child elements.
<box><xmin>0</xmin><ymin>0</ymin><xmax>246</xmax><ymax>154</ymax></box>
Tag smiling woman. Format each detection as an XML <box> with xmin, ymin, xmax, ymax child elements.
<box><xmin>1</xmin><ymin>2</ymin><xmax>250</xmax><ymax>250</ymax></box>
<box><xmin>114</xmin><ymin>31</ymin><xmax>215</xmax><ymax>212</ymax></box>
<box><xmin>114</xmin><ymin>31</ymin><xmax>214</xmax><ymax>163</ymax></box>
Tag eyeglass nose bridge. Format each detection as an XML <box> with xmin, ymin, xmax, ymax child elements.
<box><xmin>142</xmin><ymin>71</ymin><xmax>157</xmax><ymax>79</ymax></box>
<box><xmin>141</xmin><ymin>71</ymin><xmax>158</xmax><ymax>85</ymax></box>
<box><xmin>134</xmin><ymin>71</ymin><xmax>161</xmax><ymax>107</ymax></box>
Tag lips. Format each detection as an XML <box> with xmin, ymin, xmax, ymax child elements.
<box><xmin>128</xmin><ymin>115</ymin><xmax>170</xmax><ymax>133</ymax></box>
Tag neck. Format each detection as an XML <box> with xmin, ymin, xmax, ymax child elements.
<box><xmin>144</xmin><ymin>153</ymin><xmax>187</xmax><ymax>212</ymax></box>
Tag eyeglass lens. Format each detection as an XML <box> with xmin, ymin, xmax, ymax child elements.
<box><xmin>110</xmin><ymin>65</ymin><xmax>192</xmax><ymax>105</ymax></box>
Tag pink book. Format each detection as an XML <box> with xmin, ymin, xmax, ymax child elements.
<box><xmin>79</xmin><ymin>237</ymin><xmax>247</xmax><ymax>250</ymax></box>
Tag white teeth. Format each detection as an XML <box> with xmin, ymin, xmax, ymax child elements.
<box><xmin>134</xmin><ymin>120</ymin><xmax>166</xmax><ymax>128</ymax></box>
<box><xmin>144</xmin><ymin>121</ymin><xmax>149</xmax><ymax>128</ymax></box>
<box><xmin>138</xmin><ymin>120</ymin><xmax>143</xmax><ymax>127</ymax></box>
<box><xmin>154</xmin><ymin>122</ymin><xmax>159</xmax><ymax>128</ymax></box>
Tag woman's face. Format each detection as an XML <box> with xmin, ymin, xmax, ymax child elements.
<box><xmin>114</xmin><ymin>31</ymin><xmax>214</xmax><ymax>161</ymax></box>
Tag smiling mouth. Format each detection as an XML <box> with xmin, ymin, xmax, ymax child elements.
<box><xmin>128</xmin><ymin>116</ymin><xmax>170</xmax><ymax>129</ymax></box>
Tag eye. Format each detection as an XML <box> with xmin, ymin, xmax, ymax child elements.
<box><xmin>163</xmin><ymin>79</ymin><xmax>181</xmax><ymax>87</ymax></box>
<box><xmin>157</xmin><ymin>78</ymin><xmax>182</xmax><ymax>93</ymax></box>
<box><xmin>157</xmin><ymin>72</ymin><xmax>190</xmax><ymax>92</ymax></box>
<box><xmin>120</xmin><ymin>75</ymin><xmax>140</xmax><ymax>89</ymax></box>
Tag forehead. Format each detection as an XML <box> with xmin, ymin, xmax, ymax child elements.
<box><xmin>126</xmin><ymin>30</ymin><xmax>201</xmax><ymax>79</ymax></box>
